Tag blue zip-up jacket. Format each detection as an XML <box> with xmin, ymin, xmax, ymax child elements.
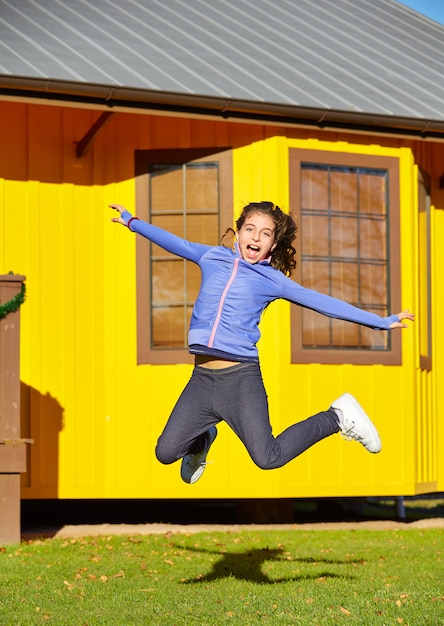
<box><xmin>123</xmin><ymin>212</ymin><xmax>399</xmax><ymax>362</ymax></box>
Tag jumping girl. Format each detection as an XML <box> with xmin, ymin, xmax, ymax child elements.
<box><xmin>110</xmin><ymin>202</ymin><xmax>414</xmax><ymax>484</ymax></box>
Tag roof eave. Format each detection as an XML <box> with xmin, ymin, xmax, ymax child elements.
<box><xmin>1</xmin><ymin>76</ymin><xmax>444</xmax><ymax>141</ymax></box>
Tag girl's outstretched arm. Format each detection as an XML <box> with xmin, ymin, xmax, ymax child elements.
<box><xmin>281</xmin><ymin>276</ymin><xmax>414</xmax><ymax>331</ymax></box>
<box><xmin>109</xmin><ymin>203</ymin><xmax>211</xmax><ymax>263</ymax></box>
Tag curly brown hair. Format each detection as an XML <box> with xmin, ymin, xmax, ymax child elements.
<box><xmin>224</xmin><ymin>202</ymin><xmax>297</xmax><ymax>276</ymax></box>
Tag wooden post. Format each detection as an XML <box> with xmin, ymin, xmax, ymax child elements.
<box><xmin>0</xmin><ymin>275</ymin><xmax>31</xmax><ymax>545</ymax></box>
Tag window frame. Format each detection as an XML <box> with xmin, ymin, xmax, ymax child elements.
<box><xmin>135</xmin><ymin>148</ymin><xmax>232</xmax><ymax>365</ymax></box>
<box><xmin>418</xmin><ymin>167</ymin><xmax>432</xmax><ymax>371</ymax></box>
<box><xmin>289</xmin><ymin>148</ymin><xmax>402</xmax><ymax>365</ymax></box>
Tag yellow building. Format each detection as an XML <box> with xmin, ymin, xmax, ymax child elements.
<box><xmin>1</xmin><ymin>1</ymin><xmax>443</xmax><ymax>503</ymax></box>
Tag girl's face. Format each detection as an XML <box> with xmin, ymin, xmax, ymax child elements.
<box><xmin>237</xmin><ymin>212</ymin><xmax>277</xmax><ymax>264</ymax></box>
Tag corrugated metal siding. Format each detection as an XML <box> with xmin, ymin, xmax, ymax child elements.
<box><xmin>1</xmin><ymin>0</ymin><xmax>444</xmax><ymax>120</ymax></box>
<box><xmin>0</xmin><ymin>101</ymin><xmax>439</xmax><ymax>498</ymax></box>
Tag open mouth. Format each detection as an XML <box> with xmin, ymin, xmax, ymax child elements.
<box><xmin>246</xmin><ymin>244</ymin><xmax>260</xmax><ymax>255</ymax></box>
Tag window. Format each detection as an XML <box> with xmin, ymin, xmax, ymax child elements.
<box><xmin>418</xmin><ymin>168</ymin><xmax>431</xmax><ymax>370</ymax></box>
<box><xmin>135</xmin><ymin>148</ymin><xmax>232</xmax><ymax>364</ymax></box>
<box><xmin>290</xmin><ymin>149</ymin><xmax>401</xmax><ymax>365</ymax></box>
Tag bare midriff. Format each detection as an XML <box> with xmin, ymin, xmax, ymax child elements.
<box><xmin>195</xmin><ymin>355</ymin><xmax>241</xmax><ymax>369</ymax></box>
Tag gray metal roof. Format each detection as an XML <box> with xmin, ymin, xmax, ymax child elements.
<box><xmin>1</xmin><ymin>0</ymin><xmax>444</xmax><ymax>136</ymax></box>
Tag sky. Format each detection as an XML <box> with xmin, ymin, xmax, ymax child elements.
<box><xmin>397</xmin><ymin>0</ymin><xmax>444</xmax><ymax>24</ymax></box>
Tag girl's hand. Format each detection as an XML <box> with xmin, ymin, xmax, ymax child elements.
<box><xmin>389</xmin><ymin>309</ymin><xmax>415</xmax><ymax>329</ymax></box>
<box><xmin>109</xmin><ymin>203</ymin><xmax>128</xmax><ymax>226</ymax></box>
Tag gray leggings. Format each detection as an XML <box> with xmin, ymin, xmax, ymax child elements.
<box><xmin>155</xmin><ymin>362</ymin><xmax>339</xmax><ymax>470</ymax></box>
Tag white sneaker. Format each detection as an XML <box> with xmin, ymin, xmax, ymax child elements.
<box><xmin>180</xmin><ymin>426</ymin><xmax>218</xmax><ymax>484</ymax></box>
<box><xmin>331</xmin><ymin>393</ymin><xmax>381</xmax><ymax>454</ymax></box>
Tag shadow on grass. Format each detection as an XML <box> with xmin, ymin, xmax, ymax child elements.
<box><xmin>179</xmin><ymin>545</ymin><xmax>356</xmax><ymax>584</ymax></box>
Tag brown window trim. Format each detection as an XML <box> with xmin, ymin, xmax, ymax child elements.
<box><xmin>135</xmin><ymin>148</ymin><xmax>233</xmax><ymax>365</ymax></box>
<box><xmin>289</xmin><ymin>148</ymin><xmax>402</xmax><ymax>365</ymax></box>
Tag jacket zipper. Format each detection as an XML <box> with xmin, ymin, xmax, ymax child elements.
<box><xmin>208</xmin><ymin>257</ymin><xmax>239</xmax><ymax>347</ymax></box>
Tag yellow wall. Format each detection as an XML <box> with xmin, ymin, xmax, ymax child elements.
<box><xmin>0</xmin><ymin>101</ymin><xmax>442</xmax><ymax>499</ymax></box>
<box><xmin>435</xmin><ymin>205</ymin><xmax>444</xmax><ymax>493</ymax></box>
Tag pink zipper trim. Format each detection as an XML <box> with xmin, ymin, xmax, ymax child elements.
<box><xmin>208</xmin><ymin>257</ymin><xmax>239</xmax><ymax>347</ymax></box>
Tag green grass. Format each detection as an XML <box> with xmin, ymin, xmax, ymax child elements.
<box><xmin>1</xmin><ymin>529</ymin><xmax>443</xmax><ymax>625</ymax></box>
